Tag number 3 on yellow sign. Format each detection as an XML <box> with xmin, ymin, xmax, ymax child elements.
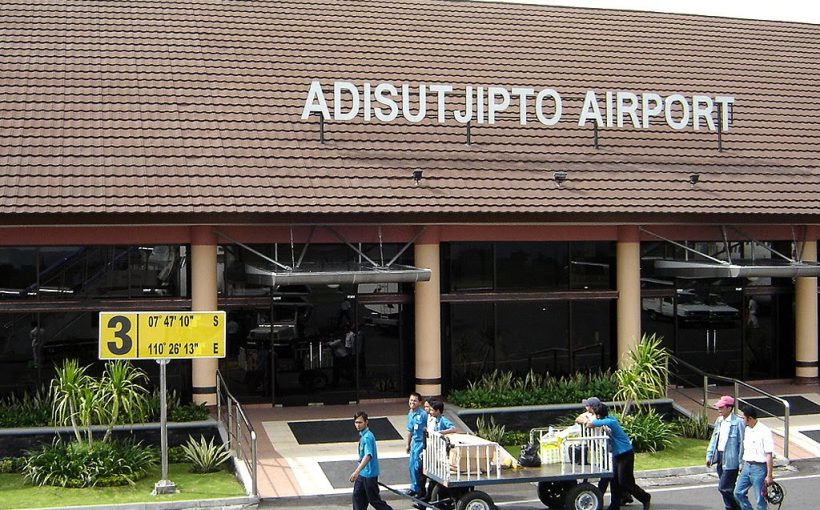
<box><xmin>99</xmin><ymin>313</ymin><xmax>138</xmax><ymax>359</ymax></box>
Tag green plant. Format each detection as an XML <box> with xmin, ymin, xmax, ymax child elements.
<box><xmin>50</xmin><ymin>359</ymin><xmax>97</xmax><ymax>444</ymax></box>
<box><xmin>618</xmin><ymin>408</ymin><xmax>676</xmax><ymax>453</ymax></box>
<box><xmin>0</xmin><ymin>387</ymin><xmax>50</xmax><ymax>428</ymax></box>
<box><xmin>448</xmin><ymin>369</ymin><xmax>617</xmax><ymax>408</ymax></box>
<box><xmin>614</xmin><ymin>333</ymin><xmax>670</xmax><ymax>413</ymax></box>
<box><xmin>675</xmin><ymin>410</ymin><xmax>712</xmax><ymax>440</ymax></box>
<box><xmin>168</xmin><ymin>445</ymin><xmax>188</xmax><ymax>463</ymax></box>
<box><xmin>501</xmin><ymin>430</ymin><xmax>529</xmax><ymax>447</ymax></box>
<box><xmin>23</xmin><ymin>439</ymin><xmax>157</xmax><ymax>488</ymax></box>
<box><xmin>98</xmin><ymin>360</ymin><xmax>150</xmax><ymax>442</ymax></box>
<box><xmin>180</xmin><ymin>435</ymin><xmax>232</xmax><ymax>473</ymax></box>
<box><xmin>168</xmin><ymin>402</ymin><xmax>209</xmax><ymax>422</ymax></box>
<box><xmin>473</xmin><ymin>415</ymin><xmax>505</xmax><ymax>443</ymax></box>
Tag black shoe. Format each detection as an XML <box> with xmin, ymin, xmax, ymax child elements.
<box><xmin>642</xmin><ymin>495</ymin><xmax>651</xmax><ymax>510</ymax></box>
<box><xmin>622</xmin><ymin>494</ymin><xmax>634</xmax><ymax>505</ymax></box>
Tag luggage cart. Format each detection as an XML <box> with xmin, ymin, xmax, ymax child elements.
<box><xmin>415</xmin><ymin>427</ymin><xmax>613</xmax><ymax>510</ymax></box>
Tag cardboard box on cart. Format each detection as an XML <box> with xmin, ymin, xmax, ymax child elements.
<box><xmin>446</xmin><ymin>433</ymin><xmax>499</xmax><ymax>475</ymax></box>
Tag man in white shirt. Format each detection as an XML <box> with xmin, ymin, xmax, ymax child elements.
<box><xmin>733</xmin><ymin>404</ymin><xmax>774</xmax><ymax>510</ymax></box>
<box><xmin>706</xmin><ymin>395</ymin><xmax>744</xmax><ymax>510</ymax></box>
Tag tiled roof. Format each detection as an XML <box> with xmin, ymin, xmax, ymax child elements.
<box><xmin>0</xmin><ymin>0</ymin><xmax>819</xmax><ymax>223</ymax></box>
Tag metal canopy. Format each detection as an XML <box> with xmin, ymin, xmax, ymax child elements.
<box><xmin>654</xmin><ymin>260</ymin><xmax>820</xmax><ymax>278</ymax></box>
<box><xmin>244</xmin><ymin>263</ymin><xmax>431</xmax><ymax>286</ymax></box>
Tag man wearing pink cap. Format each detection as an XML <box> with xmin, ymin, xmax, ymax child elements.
<box><xmin>706</xmin><ymin>395</ymin><xmax>744</xmax><ymax>510</ymax></box>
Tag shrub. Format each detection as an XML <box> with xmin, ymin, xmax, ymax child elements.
<box><xmin>0</xmin><ymin>387</ymin><xmax>50</xmax><ymax>428</ymax></box>
<box><xmin>23</xmin><ymin>439</ymin><xmax>157</xmax><ymax>487</ymax></box>
<box><xmin>676</xmin><ymin>410</ymin><xmax>712</xmax><ymax>440</ymax></box>
<box><xmin>169</xmin><ymin>401</ymin><xmax>209</xmax><ymax>422</ymax></box>
<box><xmin>147</xmin><ymin>389</ymin><xmax>208</xmax><ymax>422</ymax></box>
<box><xmin>168</xmin><ymin>445</ymin><xmax>188</xmax><ymax>463</ymax></box>
<box><xmin>50</xmin><ymin>359</ymin><xmax>151</xmax><ymax>444</ymax></box>
<box><xmin>614</xmin><ymin>333</ymin><xmax>670</xmax><ymax>413</ymax></box>
<box><xmin>474</xmin><ymin>416</ymin><xmax>506</xmax><ymax>444</ymax></box>
<box><xmin>501</xmin><ymin>430</ymin><xmax>529</xmax><ymax>447</ymax></box>
<box><xmin>180</xmin><ymin>435</ymin><xmax>232</xmax><ymax>473</ymax></box>
<box><xmin>448</xmin><ymin>369</ymin><xmax>617</xmax><ymax>409</ymax></box>
<box><xmin>618</xmin><ymin>408</ymin><xmax>676</xmax><ymax>453</ymax></box>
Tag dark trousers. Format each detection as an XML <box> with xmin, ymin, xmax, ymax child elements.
<box><xmin>353</xmin><ymin>475</ymin><xmax>393</xmax><ymax>510</ymax></box>
<box><xmin>609</xmin><ymin>450</ymin><xmax>650</xmax><ymax>510</ymax></box>
<box><xmin>598</xmin><ymin>478</ymin><xmax>633</xmax><ymax>504</ymax></box>
<box><xmin>716</xmin><ymin>453</ymin><xmax>740</xmax><ymax>510</ymax></box>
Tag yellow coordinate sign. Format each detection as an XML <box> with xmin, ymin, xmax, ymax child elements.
<box><xmin>99</xmin><ymin>311</ymin><xmax>226</xmax><ymax>360</ymax></box>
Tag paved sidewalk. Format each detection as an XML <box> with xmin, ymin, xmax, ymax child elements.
<box><xmin>248</xmin><ymin>382</ymin><xmax>820</xmax><ymax>499</ymax></box>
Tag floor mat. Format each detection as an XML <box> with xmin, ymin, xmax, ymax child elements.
<box><xmin>739</xmin><ymin>395</ymin><xmax>820</xmax><ymax>417</ymax></box>
<box><xmin>802</xmin><ymin>429</ymin><xmax>820</xmax><ymax>445</ymax></box>
<box><xmin>288</xmin><ymin>417</ymin><xmax>402</xmax><ymax>444</ymax></box>
<box><xmin>320</xmin><ymin>457</ymin><xmax>408</xmax><ymax>489</ymax></box>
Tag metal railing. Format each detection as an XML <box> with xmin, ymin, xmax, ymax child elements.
<box><xmin>216</xmin><ymin>369</ymin><xmax>258</xmax><ymax>496</ymax></box>
<box><xmin>669</xmin><ymin>355</ymin><xmax>790</xmax><ymax>459</ymax></box>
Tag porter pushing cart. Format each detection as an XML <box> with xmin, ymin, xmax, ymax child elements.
<box><xmin>384</xmin><ymin>425</ymin><xmax>613</xmax><ymax>510</ymax></box>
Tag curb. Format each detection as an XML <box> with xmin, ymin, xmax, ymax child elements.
<box><xmin>29</xmin><ymin>496</ymin><xmax>260</xmax><ymax>510</ymax></box>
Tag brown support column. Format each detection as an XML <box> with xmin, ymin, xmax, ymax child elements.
<box><xmin>795</xmin><ymin>228</ymin><xmax>818</xmax><ymax>385</ymax></box>
<box><xmin>616</xmin><ymin>226</ymin><xmax>642</xmax><ymax>368</ymax></box>
<box><xmin>414</xmin><ymin>228</ymin><xmax>441</xmax><ymax>397</ymax></box>
<box><xmin>191</xmin><ymin>226</ymin><xmax>219</xmax><ymax>405</ymax></box>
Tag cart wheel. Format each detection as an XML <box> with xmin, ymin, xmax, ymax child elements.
<box><xmin>538</xmin><ymin>480</ymin><xmax>577</xmax><ymax>508</ymax></box>
<box><xmin>455</xmin><ymin>490</ymin><xmax>494</xmax><ymax>510</ymax></box>
<box><xmin>429</xmin><ymin>484</ymin><xmax>455</xmax><ymax>510</ymax></box>
<box><xmin>564</xmin><ymin>482</ymin><xmax>602</xmax><ymax>510</ymax></box>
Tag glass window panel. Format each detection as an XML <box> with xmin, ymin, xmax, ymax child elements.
<box><xmin>447</xmin><ymin>243</ymin><xmax>493</xmax><ymax>292</ymax></box>
<box><xmin>0</xmin><ymin>247</ymin><xmax>37</xmax><ymax>299</ymax></box>
<box><xmin>570</xmin><ymin>301</ymin><xmax>611</xmax><ymax>372</ymax></box>
<box><xmin>570</xmin><ymin>242</ymin><xmax>614</xmax><ymax>290</ymax></box>
<box><xmin>496</xmin><ymin>242</ymin><xmax>568</xmax><ymax>291</ymax></box>
<box><xmin>449</xmin><ymin>302</ymin><xmax>494</xmax><ymax>388</ymax></box>
<box><xmin>496</xmin><ymin>301</ymin><xmax>569</xmax><ymax>375</ymax></box>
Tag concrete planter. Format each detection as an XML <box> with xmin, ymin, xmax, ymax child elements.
<box><xmin>0</xmin><ymin>420</ymin><xmax>221</xmax><ymax>457</ymax></box>
<box><xmin>450</xmin><ymin>398</ymin><xmax>676</xmax><ymax>433</ymax></box>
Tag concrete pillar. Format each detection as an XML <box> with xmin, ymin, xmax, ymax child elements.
<box><xmin>616</xmin><ymin>226</ymin><xmax>642</xmax><ymax>368</ymax></box>
<box><xmin>191</xmin><ymin>226</ymin><xmax>219</xmax><ymax>405</ymax></box>
<box><xmin>414</xmin><ymin>234</ymin><xmax>441</xmax><ymax>397</ymax></box>
<box><xmin>795</xmin><ymin>231</ymin><xmax>818</xmax><ymax>384</ymax></box>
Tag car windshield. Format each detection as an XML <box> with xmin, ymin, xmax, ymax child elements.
<box><xmin>678</xmin><ymin>293</ymin><xmax>705</xmax><ymax>305</ymax></box>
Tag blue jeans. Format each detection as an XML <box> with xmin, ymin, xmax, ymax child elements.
<box><xmin>734</xmin><ymin>461</ymin><xmax>767</xmax><ymax>510</ymax></box>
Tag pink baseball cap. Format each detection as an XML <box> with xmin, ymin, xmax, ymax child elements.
<box><xmin>714</xmin><ymin>395</ymin><xmax>735</xmax><ymax>409</ymax></box>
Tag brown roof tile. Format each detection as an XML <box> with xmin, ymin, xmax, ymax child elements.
<box><xmin>0</xmin><ymin>0</ymin><xmax>819</xmax><ymax>222</ymax></box>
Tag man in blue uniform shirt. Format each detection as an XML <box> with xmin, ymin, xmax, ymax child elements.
<box><xmin>583</xmin><ymin>403</ymin><xmax>652</xmax><ymax>510</ymax></box>
<box><xmin>405</xmin><ymin>392</ymin><xmax>427</xmax><ymax>497</ymax></box>
<box><xmin>428</xmin><ymin>400</ymin><xmax>456</xmax><ymax>434</ymax></box>
<box><xmin>350</xmin><ymin>411</ymin><xmax>393</xmax><ymax>510</ymax></box>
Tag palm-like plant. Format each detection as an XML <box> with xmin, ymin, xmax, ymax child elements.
<box><xmin>51</xmin><ymin>359</ymin><xmax>96</xmax><ymax>444</ymax></box>
<box><xmin>614</xmin><ymin>332</ymin><xmax>670</xmax><ymax>414</ymax></box>
<box><xmin>99</xmin><ymin>360</ymin><xmax>150</xmax><ymax>442</ymax></box>
<box><xmin>180</xmin><ymin>435</ymin><xmax>232</xmax><ymax>473</ymax></box>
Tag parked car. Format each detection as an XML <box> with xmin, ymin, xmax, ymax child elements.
<box><xmin>642</xmin><ymin>290</ymin><xmax>739</xmax><ymax>322</ymax></box>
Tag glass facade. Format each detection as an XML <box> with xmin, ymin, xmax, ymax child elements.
<box><xmin>640</xmin><ymin>240</ymin><xmax>796</xmax><ymax>381</ymax></box>
<box><xmin>443</xmin><ymin>241</ymin><xmax>616</xmax><ymax>389</ymax></box>
<box><xmin>0</xmin><ymin>245</ymin><xmax>190</xmax><ymax>397</ymax></box>
<box><xmin>217</xmin><ymin>243</ymin><xmax>413</xmax><ymax>405</ymax></box>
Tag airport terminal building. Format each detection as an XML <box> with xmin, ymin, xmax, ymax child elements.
<box><xmin>0</xmin><ymin>0</ymin><xmax>818</xmax><ymax>406</ymax></box>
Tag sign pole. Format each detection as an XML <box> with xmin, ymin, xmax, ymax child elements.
<box><xmin>153</xmin><ymin>358</ymin><xmax>177</xmax><ymax>495</ymax></box>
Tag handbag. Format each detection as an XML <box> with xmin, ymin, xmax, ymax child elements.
<box><xmin>518</xmin><ymin>442</ymin><xmax>541</xmax><ymax>467</ymax></box>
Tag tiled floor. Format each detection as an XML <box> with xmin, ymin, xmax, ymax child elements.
<box><xmin>247</xmin><ymin>381</ymin><xmax>820</xmax><ymax>499</ymax></box>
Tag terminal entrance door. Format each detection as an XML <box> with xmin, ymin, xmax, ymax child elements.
<box><xmin>672</xmin><ymin>281</ymin><xmax>743</xmax><ymax>379</ymax></box>
<box><xmin>265</xmin><ymin>285</ymin><xmax>359</xmax><ymax>406</ymax></box>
